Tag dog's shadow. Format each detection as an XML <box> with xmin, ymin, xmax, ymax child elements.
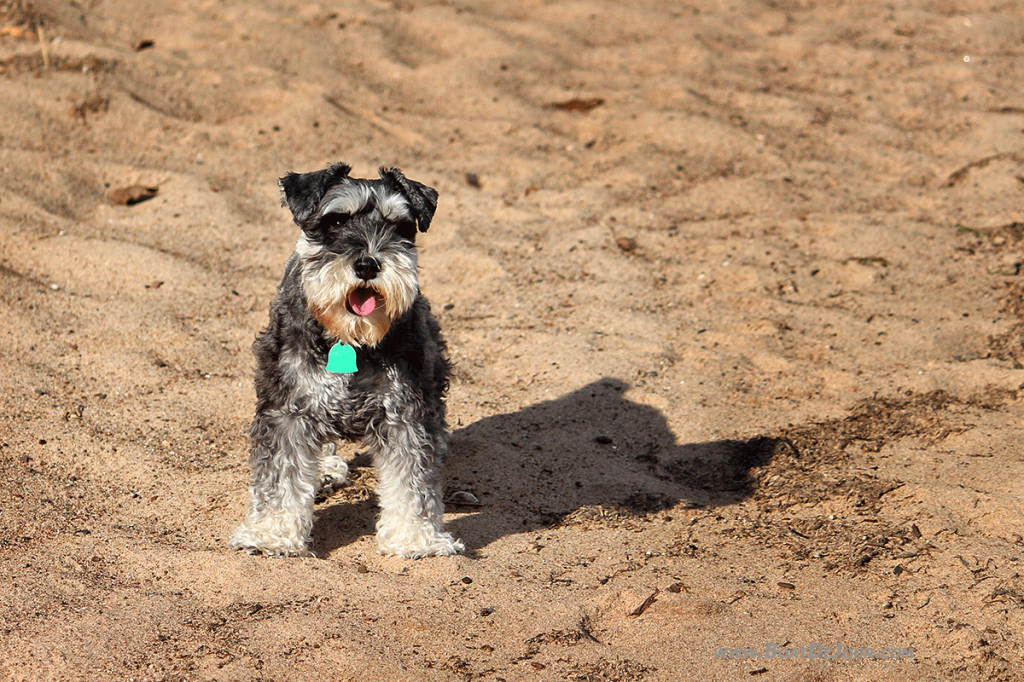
<box><xmin>313</xmin><ymin>378</ymin><xmax>780</xmax><ymax>557</ymax></box>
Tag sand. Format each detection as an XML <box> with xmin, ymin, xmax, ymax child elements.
<box><xmin>2</xmin><ymin>0</ymin><xmax>1024</xmax><ymax>680</ymax></box>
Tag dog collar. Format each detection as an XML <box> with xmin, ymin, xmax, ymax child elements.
<box><xmin>326</xmin><ymin>342</ymin><xmax>358</xmax><ymax>374</ymax></box>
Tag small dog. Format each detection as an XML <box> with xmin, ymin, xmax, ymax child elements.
<box><xmin>230</xmin><ymin>162</ymin><xmax>463</xmax><ymax>558</ymax></box>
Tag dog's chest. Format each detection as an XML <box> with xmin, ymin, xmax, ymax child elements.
<box><xmin>291</xmin><ymin>348</ymin><xmax>386</xmax><ymax>430</ymax></box>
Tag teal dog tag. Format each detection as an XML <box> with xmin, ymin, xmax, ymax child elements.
<box><xmin>326</xmin><ymin>343</ymin><xmax>358</xmax><ymax>374</ymax></box>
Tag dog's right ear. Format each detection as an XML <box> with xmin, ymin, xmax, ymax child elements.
<box><xmin>279</xmin><ymin>162</ymin><xmax>352</xmax><ymax>227</ymax></box>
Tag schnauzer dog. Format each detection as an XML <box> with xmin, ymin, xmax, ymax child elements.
<box><xmin>229</xmin><ymin>162</ymin><xmax>464</xmax><ymax>559</ymax></box>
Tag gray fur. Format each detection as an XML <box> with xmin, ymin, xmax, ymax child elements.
<box><xmin>230</xmin><ymin>164</ymin><xmax>463</xmax><ymax>558</ymax></box>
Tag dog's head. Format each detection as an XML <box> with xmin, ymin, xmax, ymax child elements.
<box><xmin>279</xmin><ymin>163</ymin><xmax>439</xmax><ymax>347</ymax></box>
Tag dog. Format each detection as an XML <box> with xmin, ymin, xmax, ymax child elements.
<box><xmin>229</xmin><ymin>162</ymin><xmax>464</xmax><ymax>559</ymax></box>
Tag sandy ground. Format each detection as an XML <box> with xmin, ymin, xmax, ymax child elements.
<box><xmin>2</xmin><ymin>0</ymin><xmax>1024</xmax><ymax>680</ymax></box>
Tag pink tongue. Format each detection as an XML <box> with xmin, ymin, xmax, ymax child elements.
<box><xmin>349</xmin><ymin>289</ymin><xmax>378</xmax><ymax>317</ymax></box>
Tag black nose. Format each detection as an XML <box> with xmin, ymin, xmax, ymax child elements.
<box><xmin>354</xmin><ymin>256</ymin><xmax>381</xmax><ymax>281</ymax></box>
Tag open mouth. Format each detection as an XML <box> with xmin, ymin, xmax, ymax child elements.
<box><xmin>347</xmin><ymin>287</ymin><xmax>382</xmax><ymax>317</ymax></box>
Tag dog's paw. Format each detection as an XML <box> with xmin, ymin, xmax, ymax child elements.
<box><xmin>229</xmin><ymin>519</ymin><xmax>312</xmax><ymax>557</ymax></box>
<box><xmin>376</xmin><ymin>525</ymin><xmax>465</xmax><ymax>559</ymax></box>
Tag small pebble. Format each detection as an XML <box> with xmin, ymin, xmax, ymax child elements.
<box><xmin>448</xmin><ymin>491</ymin><xmax>480</xmax><ymax>505</ymax></box>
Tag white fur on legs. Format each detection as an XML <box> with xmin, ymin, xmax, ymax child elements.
<box><xmin>229</xmin><ymin>413</ymin><xmax>320</xmax><ymax>557</ymax></box>
<box><xmin>317</xmin><ymin>442</ymin><xmax>349</xmax><ymax>496</ymax></box>
<box><xmin>370</xmin><ymin>420</ymin><xmax>464</xmax><ymax>558</ymax></box>
<box><xmin>376</xmin><ymin>508</ymin><xmax>464</xmax><ymax>559</ymax></box>
<box><xmin>375</xmin><ymin>471</ymin><xmax>464</xmax><ymax>558</ymax></box>
<box><xmin>229</xmin><ymin>502</ymin><xmax>313</xmax><ymax>557</ymax></box>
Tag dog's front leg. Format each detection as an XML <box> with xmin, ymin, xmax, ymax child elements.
<box><xmin>230</xmin><ymin>412</ymin><xmax>321</xmax><ymax>557</ymax></box>
<box><xmin>368</xmin><ymin>416</ymin><xmax>464</xmax><ymax>559</ymax></box>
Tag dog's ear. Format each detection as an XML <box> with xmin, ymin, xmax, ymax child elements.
<box><xmin>379</xmin><ymin>167</ymin><xmax>439</xmax><ymax>233</ymax></box>
<box><xmin>279</xmin><ymin>162</ymin><xmax>352</xmax><ymax>226</ymax></box>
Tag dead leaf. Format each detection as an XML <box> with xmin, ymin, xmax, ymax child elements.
<box><xmin>550</xmin><ymin>97</ymin><xmax>605</xmax><ymax>113</ymax></box>
<box><xmin>110</xmin><ymin>185</ymin><xmax>159</xmax><ymax>206</ymax></box>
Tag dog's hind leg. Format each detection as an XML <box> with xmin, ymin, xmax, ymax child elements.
<box><xmin>230</xmin><ymin>412</ymin><xmax>321</xmax><ymax>556</ymax></box>
<box><xmin>316</xmin><ymin>442</ymin><xmax>349</xmax><ymax>498</ymax></box>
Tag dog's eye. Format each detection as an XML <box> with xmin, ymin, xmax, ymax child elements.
<box><xmin>394</xmin><ymin>218</ymin><xmax>417</xmax><ymax>242</ymax></box>
<box><xmin>322</xmin><ymin>212</ymin><xmax>350</xmax><ymax>230</ymax></box>
<box><xmin>310</xmin><ymin>212</ymin><xmax>350</xmax><ymax>237</ymax></box>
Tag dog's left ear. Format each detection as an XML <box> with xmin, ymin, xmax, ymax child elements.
<box><xmin>279</xmin><ymin>162</ymin><xmax>352</xmax><ymax>226</ymax></box>
<box><xmin>379</xmin><ymin>167</ymin><xmax>439</xmax><ymax>233</ymax></box>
